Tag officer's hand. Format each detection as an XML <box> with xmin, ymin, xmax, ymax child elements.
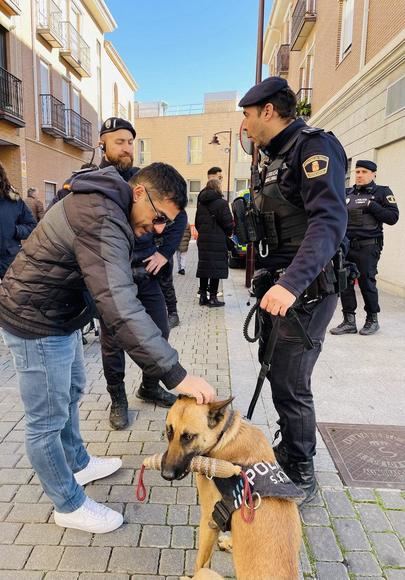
<box><xmin>260</xmin><ymin>284</ymin><xmax>296</xmax><ymax>317</ymax></box>
<box><xmin>143</xmin><ymin>252</ymin><xmax>168</xmax><ymax>274</ymax></box>
<box><xmin>174</xmin><ymin>375</ymin><xmax>216</xmax><ymax>405</ymax></box>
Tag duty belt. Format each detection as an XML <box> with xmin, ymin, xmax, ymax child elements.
<box><xmin>350</xmin><ymin>238</ymin><xmax>380</xmax><ymax>249</ymax></box>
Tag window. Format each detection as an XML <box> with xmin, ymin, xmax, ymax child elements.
<box><xmin>386</xmin><ymin>76</ymin><xmax>405</xmax><ymax>117</ymax></box>
<box><xmin>39</xmin><ymin>60</ymin><xmax>50</xmax><ymax>94</ymax></box>
<box><xmin>340</xmin><ymin>0</ymin><xmax>354</xmax><ymax>61</ymax></box>
<box><xmin>62</xmin><ymin>78</ymin><xmax>70</xmax><ymax>108</ymax></box>
<box><xmin>44</xmin><ymin>182</ymin><xmax>56</xmax><ymax>206</ymax></box>
<box><xmin>72</xmin><ymin>87</ymin><xmax>80</xmax><ymax>113</ymax></box>
<box><xmin>96</xmin><ymin>40</ymin><xmax>102</xmax><ymax>121</ymax></box>
<box><xmin>0</xmin><ymin>25</ymin><xmax>7</xmax><ymax>70</ymax></box>
<box><xmin>189</xmin><ymin>180</ymin><xmax>201</xmax><ymax>193</ymax></box>
<box><xmin>187</xmin><ymin>136</ymin><xmax>202</xmax><ymax>164</ymax></box>
<box><xmin>235</xmin><ymin>178</ymin><xmax>249</xmax><ymax>192</ymax></box>
<box><xmin>138</xmin><ymin>139</ymin><xmax>151</xmax><ymax>165</ymax></box>
<box><xmin>345</xmin><ymin>158</ymin><xmax>352</xmax><ymax>188</ymax></box>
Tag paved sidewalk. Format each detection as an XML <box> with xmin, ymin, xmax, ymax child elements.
<box><xmin>0</xmin><ymin>241</ymin><xmax>404</xmax><ymax>579</ymax></box>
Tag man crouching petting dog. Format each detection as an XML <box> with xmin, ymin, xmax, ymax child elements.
<box><xmin>161</xmin><ymin>396</ymin><xmax>302</xmax><ymax>579</ymax></box>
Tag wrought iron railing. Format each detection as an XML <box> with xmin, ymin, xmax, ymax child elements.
<box><xmin>60</xmin><ymin>21</ymin><xmax>91</xmax><ymax>75</ymax></box>
<box><xmin>277</xmin><ymin>44</ymin><xmax>290</xmax><ymax>75</ymax></box>
<box><xmin>40</xmin><ymin>94</ymin><xmax>66</xmax><ymax>133</ymax></box>
<box><xmin>291</xmin><ymin>0</ymin><xmax>317</xmax><ymax>47</ymax></box>
<box><xmin>65</xmin><ymin>109</ymin><xmax>92</xmax><ymax>147</ymax></box>
<box><xmin>0</xmin><ymin>66</ymin><xmax>24</xmax><ymax>121</ymax></box>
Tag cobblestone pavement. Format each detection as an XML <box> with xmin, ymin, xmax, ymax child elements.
<box><xmin>0</xmin><ymin>242</ymin><xmax>404</xmax><ymax>579</ymax></box>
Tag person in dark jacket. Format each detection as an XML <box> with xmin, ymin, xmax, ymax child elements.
<box><xmin>195</xmin><ymin>179</ymin><xmax>233</xmax><ymax>307</ymax></box>
<box><xmin>96</xmin><ymin>118</ymin><xmax>186</xmax><ymax>429</ymax></box>
<box><xmin>239</xmin><ymin>76</ymin><xmax>348</xmax><ymax>503</ymax></box>
<box><xmin>330</xmin><ymin>160</ymin><xmax>399</xmax><ymax>336</ymax></box>
<box><xmin>0</xmin><ymin>162</ymin><xmax>215</xmax><ymax>535</ymax></box>
<box><xmin>0</xmin><ymin>163</ymin><xmax>36</xmax><ymax>279</ymax></box>
<box><xmin>25</xmin><ymin>187</ymin><xmax>45</xmax><ymax>222</ymax></box>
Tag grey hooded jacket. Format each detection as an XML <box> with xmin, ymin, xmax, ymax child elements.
<box><xmin>0</xmin><ymin>166</ymin><xmax>186</xmax><ymax>388</ymax></box>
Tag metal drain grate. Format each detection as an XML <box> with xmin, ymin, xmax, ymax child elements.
<box><xmin>317</xmin><ymin>423</ymin><xmax>405</xmax><ymax>489</ymax></box>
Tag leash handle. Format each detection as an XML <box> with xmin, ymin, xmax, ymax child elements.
<box><xmin>135</xmin><ymin>464</ymin><xmax>147</xmax><ymax>502</ymax></box>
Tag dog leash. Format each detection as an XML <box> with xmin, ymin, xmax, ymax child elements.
<box><xmin>246</xmin><ymin>307</ymin><xmax>314</xmax><ymax>420</ymax></box>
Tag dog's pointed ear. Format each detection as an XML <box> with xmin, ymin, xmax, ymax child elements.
<box><xmin>207</xmin><ymin>397</ymin><xmax>234</xmax><ymax>428</ymax></box>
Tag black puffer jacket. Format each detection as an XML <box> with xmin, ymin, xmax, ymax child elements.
<box><xmin>0</xmin><ymin>166</ymin><xmax>186</xmax><ymax>389</ymax></box>
<box><xmin>195</xmin><ymin>188</ymin><xmax>233</xmax><ymax>279</ymax></box>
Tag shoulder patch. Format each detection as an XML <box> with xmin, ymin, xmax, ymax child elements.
<box><xmin>303</xmin><ymin>155</ymin><xmax>329</xmax><ymax>179</ymax></box>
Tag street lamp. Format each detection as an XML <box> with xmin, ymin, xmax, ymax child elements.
<box><xmin>209</xmin><ymin>129</ymin><xmax>232</xmax><ymax>202</ymax></box>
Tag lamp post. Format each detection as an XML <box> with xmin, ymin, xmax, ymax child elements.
<box><xmin>209</xmin><ymin>129</ymin><xmax>232</xmax><ymax>202</ymax></box>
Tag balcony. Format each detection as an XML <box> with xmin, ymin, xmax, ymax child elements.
<box><xmin>296</xmin><ymin>87</ymin><xmax>312</xmax><ymax>118</ymax></box>
<box><xmin>0</xmin><ymin>0</ymin><xmax>21</xmax><ymax>16</ymax></box>
<box><xmin>63</xmin><ymin>109</ymin><xmax>93</xmax><ymax>150</ymax></box>
<box><xmin>276</xmin><ymin>44</ymin><xmax>290</xmax><ymax>76</ymax></box>
<box><xmin>291</xmin><ymin>0</ymin><xmax>317</xmax><ymax>51</ymax></box>
<box><xmin>0</xmin><ymin>66</ymin><xmax>24</xmax><ymax>127</ymax></box>
<box><xmin>36</xmin><ymin>0</ymin><xmax>63</xmax><ymax>48</ymax></box>
<box><xmin>60</xmin><ymin>22</ymin><xmax>91</xmax><ymax>77</ymax></box>
<box><xmin>40</xmin><ymin>94</ymin><xmax>66</xmax><ymax>137</ymax></box>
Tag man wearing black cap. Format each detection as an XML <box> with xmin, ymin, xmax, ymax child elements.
<box><xmin>98</xmin><ymin>118</ymin><xmax>187</xmax><ymax>427</ymax></box>
<box><xmin>239</xmin><ymin>77</ymin><xmax>348</xmax><ymax>503</ymax></box>
<box><xmin>330</xmin><ymin>160</ymin><xmax>399</xmax><ymax>336</ymax></box>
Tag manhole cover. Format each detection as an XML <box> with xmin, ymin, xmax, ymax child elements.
<box><xmin>317</xmin><ymin>423</ymin><xmax>405</xmax><ymax>489</ymax></box>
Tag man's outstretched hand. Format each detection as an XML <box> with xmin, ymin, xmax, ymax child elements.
<box><xmin>143</xmin><ymin>252</ymin><xmax>168</xmax><ymax>275</ymax></box>
<box><xmin>174</xmin><ymin>375</ymin><xmax>216</xmax><ymax>404</ymax></box>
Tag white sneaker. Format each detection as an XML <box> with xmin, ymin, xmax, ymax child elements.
<box><xmin>74</xmin><ymin>456</ymin><xmax>122</xmax><ymax>486</ymax></box>
<box><xmin>54</xmin><ymin>496</ymin><xmax>123</xmax><ymax>533</ymax></box>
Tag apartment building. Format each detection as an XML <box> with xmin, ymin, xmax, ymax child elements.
<box><xmin>0</xmin><ymin>0</ymin><xmax>137</xmax><ymax>205</ymax></box>
<box><xmin>134</xmin><ymin>91</ymin><xmax>251</xmax><ymax>208</ymax></box>
<box><xmin>264</xmin><ymin>0</ymin><xmax>405</xmax><ymax>295</ymax></box>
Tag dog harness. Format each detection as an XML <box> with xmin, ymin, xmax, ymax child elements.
<box><xmin>211</xmin><ymin>461</ymin><xmax>305</xmax><ymax>532</ymax></box>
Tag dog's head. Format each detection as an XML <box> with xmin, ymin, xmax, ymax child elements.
<box><xmin>161</xmin><ymin>395</ymin><xmax>234</xmax><ymax>481</ymax></box>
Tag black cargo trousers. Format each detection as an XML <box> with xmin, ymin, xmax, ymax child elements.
<box><xmin>259</xmin><ymin>293</ymin><xmax>338</xmax><ymax>461</ymax></box>
<box><xmin>100</xmin><ymin>272</ymin><xmax>170</xmax><ymax>390</ymax></box>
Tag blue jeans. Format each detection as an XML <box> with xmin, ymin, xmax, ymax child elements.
<box><xmin>1</xmin><ymin>329</ymin><xmax>89</xmax><ymax>512</ymax></box>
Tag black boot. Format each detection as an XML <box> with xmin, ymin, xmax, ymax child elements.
<box><xmin>199</xmin><ymin>292</ymin><xmax>209</xmax><ymax>306</ymax></box>
<box><xmin>273</xmin><ymin>440</ymin><xmax>289</xmax><ymax>470</ymax></box>
<box><xmin>207</xmin><ymin>294</ymin><xmax>225</xmax><ymax>308</ymax></box>
<box><xmin>359</xmin><ymin>313</ymin><xmax>379</xmax><ymax>335</ymax></box>
<box><xmin>330</xmin><ymin>312</ymin><xmax>357</xmax><ymax>335</ymax></box>
<box><xmin>107</xmin><ymin>382</ymin><xmax>128</xmax><ymax>430</ymax></box>
<box><xmin>168</xmin><ymin>312</ymin><xmax>180</xmax><ymax>329</ymax></box>
<box><xmin>136</xmin><ymin>380</ymin><xmax>177</xmax><ymax>408</ymax></box>
<box><xmin>285</xmin><ymin>459</ymin><xmax>318</xmax><ymax>505</ymax></box>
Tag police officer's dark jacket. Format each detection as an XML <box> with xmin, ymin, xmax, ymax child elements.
<box><xmin>0</xmin><ymin>166</ymin><xmax>186</xmax><ymax>389</ymax></box>
<box><xmin>257</xmin><ymin>118</ymin><xmax>348</xmax><ymax>298</ymax></box>
<box><xmin>345</xmin><ymin>181</ymin><xmax>399</xmax><ymax>240</ymax></box>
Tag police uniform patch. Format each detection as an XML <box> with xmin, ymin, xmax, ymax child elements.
<box><xmin>386</xmin><ymin>195</ymin><xmax>397</xmax><ymax>204</ymax></box>
<box><xmin>303</xmin><ymin>155</ymin><xmax>329</xmax><ymax>179</ymax></box>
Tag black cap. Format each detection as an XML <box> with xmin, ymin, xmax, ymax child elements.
<box><xmin>239</xmin><ymin>76</ymin><xmax>289</xmax><ymax>107</ymax></box>
<box><xmin>99</xmin><ymin>117</ymin><xmax>136</xmax><ymax>139</ymax></box>
<box><xmin>356</xmin><ymin>160</ymin><xmax>377</xmax><ymax>172</ymax></box>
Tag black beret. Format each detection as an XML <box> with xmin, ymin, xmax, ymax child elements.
<box><xmin>356</xmin><ymin>159</ymin><xmax>377</xmax><ymax>172</ymax></box>
<box><xmin>100</xmin><ymin>117</ymin><xmax>136</xmax><ymax>139</ymax></box>
<box><xmin>239</xmin><ymin>76</ymin><xmax>289</xmax><ymax>107</ymax></box>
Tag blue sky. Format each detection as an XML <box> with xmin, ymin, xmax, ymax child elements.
<box><xmin>105</xmin><ymin>0</ymin><xmax>272</xmax><ymax>105</ymax></box>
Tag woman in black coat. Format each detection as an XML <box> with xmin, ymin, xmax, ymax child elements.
<box><xmin>0</xmin><ymin>163</ymin><xmax>36</xmax><ymax>280</ymax></box>
<box><xmin>195</xmin><ymin>179</ymin><xmax>233</xmax><ymax>307</ymax></box>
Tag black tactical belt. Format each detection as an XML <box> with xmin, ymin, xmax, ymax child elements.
<box><xmin>350</xmin><ymin>238</ymin><xmax>380</xmax><ymax>248</ymax></box>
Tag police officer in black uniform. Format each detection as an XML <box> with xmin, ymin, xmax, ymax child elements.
<box><xmin>330</xmin><ymin>160</ymin><xmax>399</xmax><ymax>336</ymax></box>
<box><xmin>239</xmin><ymin>77</ymin><xmax>348</xmax><ymax>503</ymax></box>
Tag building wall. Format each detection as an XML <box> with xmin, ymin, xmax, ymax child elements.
<box><xmin>0</xmin><ymin>0</ymin><xmax>137</xmax><ymax>205</ymax></box>
<box><xmin>134</xmin><ymin>107</ymin><xmax>251</xmax><ymax>216</ymax></box>
<box><xmin>264</xmin><ymin>0</ymin><xmax>405</xmax><ymax>295</ymax></box>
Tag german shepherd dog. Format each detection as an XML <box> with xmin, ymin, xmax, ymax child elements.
<box><xmin>161</xmin><ymin>396</ymin><xmax>302</xmax><ymax>580</ymax></box>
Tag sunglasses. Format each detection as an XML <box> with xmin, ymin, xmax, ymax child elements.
<box><xmin>144</xmin><ymin>187</ymin><xmax>174</xmax><ymax>227</ymax></box>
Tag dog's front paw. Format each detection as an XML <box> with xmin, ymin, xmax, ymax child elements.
<box><xmin>217</xmin><ymin>532</ymin><xmax>232</xmax><ymax>553</ymax></box>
